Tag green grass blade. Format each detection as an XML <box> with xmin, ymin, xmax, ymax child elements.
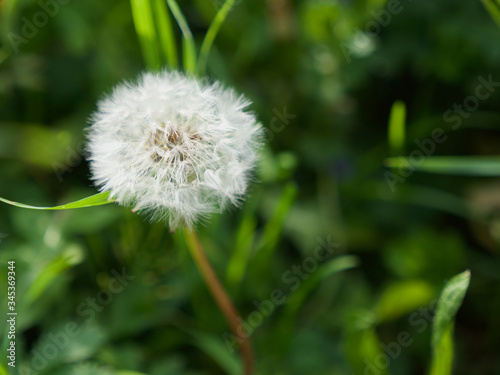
<box><xmin>375</xmin><ymin>279</ymin><xmax>435</xmax><ymax>323</ymax></box>
<box><xmin>345</xmin><ymin>326</ymin><xmax>389</xmax><ymax>375</ymax></box>
<box><xmin>429</xmin><ymin>270</ymin><xmax>471</xmax><ymax>375</ymax></box>
<box><xmin>432</xmin><ymin>270</ymin><xmax>470</xmax><ymax>349</ymax></box>
<box><xmin>385</xmin><ymin>156</ymin><xmax>500</xmax><ymax>176</ymax></box>
<box><xmin>24</xmin><ymin>245</ymin><xmax>84</xmax><ymax>306</ymax></box>
<box><xmin>188</xmin><ymin>331</ymin><xmax>240</xmax><ymax>375</ymax></box>
<box><xmin>152</xmin><ymin>0</ymin><xmax>178</xmax><ymax>69</ymax></box>
<box><xmin>480</xmin><ymin>0</ymin><xmax>500</xmax><ymax>27</ymax></box>
<box><xmin>166</xmin><ymin>0</ymin><xmax>197</xmax><ymax>75</ymax></box>
<box><xmin>388</xmin><ymin>100</ymin><xmax>406</xmax><ymax>157</ymax></box>
<box><xmin>430</xmin><ymin>324</ymin><xmax>455</xmax><ymax>375</ymax></box>
<box><xmin>226</xmin><ymin>213</ymin><xmax>257</xmax><ymax>289</ymax></box>
<box><xmin>130</xmin><ymin>0</ymin><xmax>161</xmax><ymax>70</ymax></box>
<box><xmin>0</xmin><ymin>329</ymin><xmax>9</xmax><ymax>375</ymax></box>
<box><xmin>197</xmin><ymin>0</ymin><xmax>236</xmax><ymax>76</ymax></box>
<box><xmin>1</xmin><ymin>0</ymin><xmax>17</xmax><ymax>49</ymax></box>
<box><xmin>364</xmin><ymin>181</ymin><xmax>478</xmax><ymax>221</ymax></box>
<box><xmin>254</xmin><ymin>182</ymin><xmax>298</xmax><ymax>272</ymax></box>
<box><xmin>0</xmin><ymin>191</ymin><xmax>113</xmax><ymax>210</ymax></box>
<box><xmin>283</xmin><ymin>255</ymin><xmax>358</xmax><ymax>321</ymax></box>
<box><xmin>272</xmin><ymin>255</ymin><xmax>357</xmax><ymax>352</ymax></box>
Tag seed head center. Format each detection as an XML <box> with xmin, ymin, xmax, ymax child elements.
<box><xmin>148</xmin><ymin>124</ymin><xmax>200</xmax><ymax>164</ymax></box>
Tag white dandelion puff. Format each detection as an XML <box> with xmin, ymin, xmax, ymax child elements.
<box><xmin>86</xmin><ymin>71</ymin><xmax>263</xmax><ymax>230</ymax></box>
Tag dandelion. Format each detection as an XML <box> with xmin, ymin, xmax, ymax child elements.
<box><xmin>0</xmin><ymin>70</ymin><xmax>261</xmax><ymax>374</ymax></box>
<box><xmin>86</xmin><ymin>71</ymin><xmax>262</xmax><ymax>230</ymax></box>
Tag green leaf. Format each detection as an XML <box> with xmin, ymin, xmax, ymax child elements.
<box><xmin>432</xmin><ymin>270</ymin><xmax>470</xmax><ymax>349</ymax></box>
<box><xmin>152</xmin><ymin>0</ymin><xmax>178</xmax><ymax>68</ymax></box>
<box><xmin>188</xmin><ymin>331</ymin><xmax>240</xmax><ymax>375</ymax></box>
<box><xmin>166</xmin><ymin>0</ymin><xmax>197</xmax><ymax>74</ymax></box>
<box><xmin>385</xmin><ymin>156</ymin><xmax>500</xmax><ymax>176</ymax></box>
<box><xmin>0</xmin><ymin>191</ymin><xmax>114</xmax><ymax>210</ymax></box>
<box><xmin>429</xmin><ymin>270</ymin><xmax>471</xmax><ymax>375</ymax></box>
<box><xmin>1</xmin><ymin>0</ymin><xmax>17</xmax><ymax>51</ymax></box>
<box><xmin>130</xmin><ymin>0</ymin><xmax>161</xmax><ymax>70</ymax></box>
<box><xmin>271</xmin><ymin>255</ymin><xmax>356</xmax><ymax>352</ymax></box>
<box><xmin>226</xmin><ymin>212</ymin><xmax>257</xmax><ymax>289</ymax></box>
<box><xmin>375</xmin><ymin>279</ymin><xmax>435</xmax><ymax>323</ymax></box>
<box><xmin>345</xmin><ymin>323</ymin><xmax>389</xmax><ymax>375</ymax></box>
<box><xmin>388</xmin><ymin>100</ymin><xmax>406</xmax><ymax>157</ymax></box>
<box><xmin>254</xmin><ymin>182</ymin><xmax>298</xmax><ymax>272</ymax></box>
<box><xmin>430</xmin><ymin>323</ymin><xmax>455</xmax><ymax>375</ymax></box>
<box><xmin>284</xmin><ymin>255</ymin><xmax>358</xmax><ymax>318</ymax></box>
<box><xmin>30</xmin><ymin>323</ymin><xmax>107</xmax><ymax>369</ymax></box>
<box><xmin>197</xmin><ymin>0</ymin><xmax>236</xmax><ymax>75</ymax></box>
<box><xmin>364</xmin><ymin>181</ymin><xmax>478</xmax><ymax>221</ymax></box>
<box><xmin>0</xmin><ymin>330</ymin><xmax>9</xmax><ymax>374</ymax></box>
<box><xmin>24</xmin><ymin>244</ymin><xmax>85</xmax><ymax>306</ymax></box>
<box><xmin>480</xmin><ymin>0</ymin><xmax>500</xmax><ymax>27</ymax></box>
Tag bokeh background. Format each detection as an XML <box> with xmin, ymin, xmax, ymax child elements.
<box><xmin>1</xmin><ymin>0</ymin><xmax>500</xmax><ymax>374</ymax></box>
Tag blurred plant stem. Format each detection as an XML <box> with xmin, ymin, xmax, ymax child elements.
<box><xmin>183</xmin><ymin>228</ymin><xmax>254</xmax><ymax>375</ymax></box>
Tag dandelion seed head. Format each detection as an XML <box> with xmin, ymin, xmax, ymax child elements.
<box><xmin>86</xmin><ymin>71</ymin><xmax>262</xmax><ymax>229</ymax></box>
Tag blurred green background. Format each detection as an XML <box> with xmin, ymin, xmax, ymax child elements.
<box><xmin>1</xmin><ymin>0</ymin><xmax>500</xmax><ymax>374</ymax></box>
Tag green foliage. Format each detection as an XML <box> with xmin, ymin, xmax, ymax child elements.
<box><xmin>152</xmin><ymin>0</ymin><xmax>178</xmax><ymax>69</ymax></box>
<box><xmin>0</xmin><ymin>192</ymin><xmax>113</xmax><ymax>210</ymax></box>
<box><xmin>430</xmin><ymin>270</ymin><xmax>471</xmax><ymax>375</ymax></box>
<box><xmin>1</xmin><ymin>0</ymin><xmax>500</xmax><ymax>374</ymax></box>
<box><xmin>166</xmin><ymin>0</ymin><xmax>197</xmax><ymax>74</ymax></box>
<box><xmin>385</xmin><ymin>156</ymin><xmax>500</xmax><ymax>176</ymax></box>
<box><xmin>375</xmin><ymin>279</ymin><xmax>434</xmax><ymax>323</ymax></box>
<box><xmin>130</xmin><ymin>0</ymin><xmax>162</xmax><ymax>70</ymax></box>
<box><xmin>388</xmin><ymin>100</ymin><xmax>407</xmax><ymax>157</ymax></box>
<box><xmin>197</xmin><ymin>0</ymin><xmax>237</xmax><ymax>76</ymax></box>
<box><xmin>481</xmin><ymin>0</ymin><xmax>500</xmax><ymax>26</ymax></box>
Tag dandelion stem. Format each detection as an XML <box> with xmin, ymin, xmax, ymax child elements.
<box><xmin>183</xmin><ymin>228</ymin><xmax>254</xmax><ymax>375</ymax></box>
